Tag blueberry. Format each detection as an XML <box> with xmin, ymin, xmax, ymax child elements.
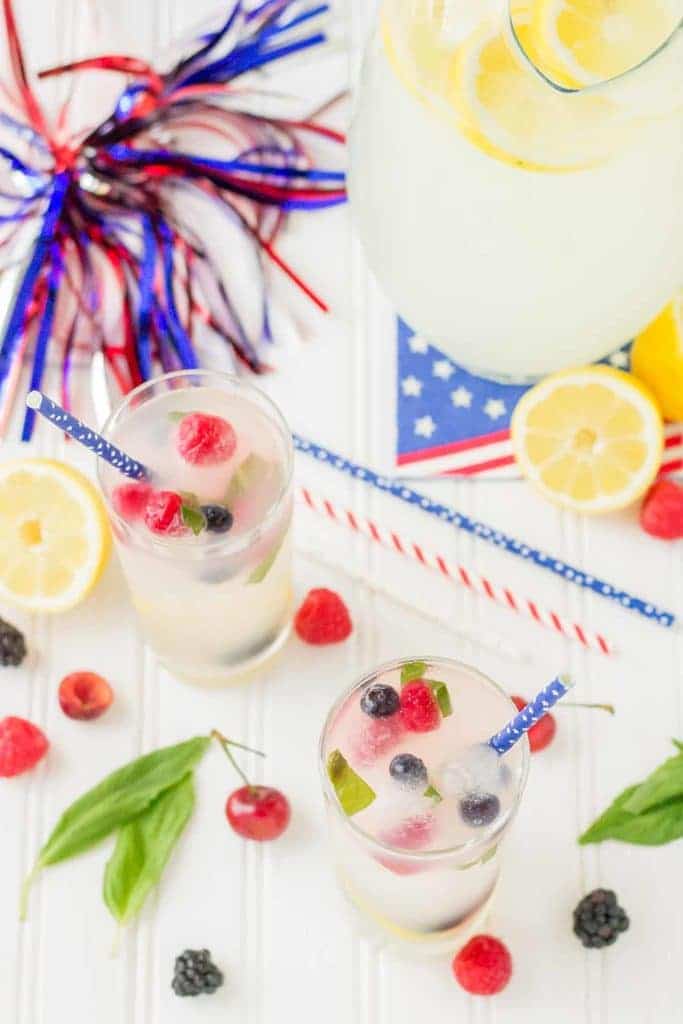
<box><xmin>389</xmin><ymin>753</ymin><xmax>428</xmax><ymax>789</ymax></box>
<box><xmin>360</xmin><ymin>683</ymin><xmax>400</xmax><ymax>718</ymax></box>
<box><xmin>459</xmin><ymin>791</ymin><xmax>501</xmax><ymax>827</ymax></box>
<box><xmin>201</xmin><ymin>504</ymin><xmax>234</xmax><ymax>534</ymax></box>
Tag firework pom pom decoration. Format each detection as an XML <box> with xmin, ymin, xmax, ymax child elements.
<box><xmin>0</xmin><ymin>0</ymin><xmax>346</xmax><ymax>440</ymax></box>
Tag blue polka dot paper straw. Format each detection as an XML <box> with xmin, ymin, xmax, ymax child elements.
<box><xmin>489</xmin><ymin>675</ymin><xmax>574</xmax><ymax>755</ymax></box>
<box><xmin>26</xmin><ymin>392</ymin><xmax>150</xmax><ymax>480</ymax></box>
<box><xmin>293</xmin><ymin>435</ymin><xmax>676</xmax><ymax>629</ymax></box>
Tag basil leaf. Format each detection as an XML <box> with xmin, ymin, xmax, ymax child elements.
<box><xmin>423</xmin><ymin>784</ymin><xmax>443</xmax><ymax>804</ymax></box>
<box><xmin>623</xmin><ymin>752</ymin><xmax>683</xmax><ymax>815</ymax></box>
<box><xmin>427</xmin><ymin>680</ymin><xmax>452</xmax><ymax>718</ymax></box>
<box><xmin>181</xmin><ymin>504</ymin><xmax>206</xmax><ymax>536</ymax></box>
<box><xmin>400</xmin><ymin>661</ymin><xmax>427</xmax><ymax>686</ymax></box>
<box><xmin>580</xmin><ymin>789</ymin><xmax>683</xmax><ymax>847</ymax></box>
<box><xmin>225</xmin><ymin>453</ymin><xmax>271</xmax><ymax>505</ymax></box>
<box><xmin>672</xmin><ymin>739</ymin><xmax>683</xmax><ymax>754</ymax></box>
<box><xmin>179</xmin><ymin>491</ymin><xmax>200</xmax><ymax>509</ymax></box>
<box><xmin>35</xmin><ymin>736</ymin><xmax>210</xmax><ymax>869</ymax></box>
<box><xmin>104</xmin><ymin>774</ymin><xmax>195</xmax><ymax>925</ymax></box>
<box><xmin>327</xmin><ymin>750</ymin><xmax>375</xmax><ymax>816</ymax></box>
<box><xmin>248</xmin><ymin>533</ymin><xmax>285</xmax><ymax>584</ymax></box>
<box><xmin>168</xmin><ymin>411</ymin><xmax>199</xmax><ymax>423</ymax></box>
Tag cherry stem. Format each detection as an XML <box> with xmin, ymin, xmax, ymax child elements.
<box><xmin>559</xmin><ymin>701</ymin><xmax>615</xmax><ymax>715</ymax></box>
<box><xmin>211</xmin><ymin>730</ymin><xmax>265</xmax><ymax>789</ymax></box>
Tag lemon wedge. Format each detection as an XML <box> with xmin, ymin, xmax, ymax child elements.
<box><xmin>526</xmin><ymin>0</ymin><xmax>683</xmax><ymax>88</ymax></box>
<box><xmin>0</xmin><ymin>459</ymin><xmax>111</xmax><ymax>612</ymax></box>
<box><xmin>511</xmin><ymin>366</ymin><xmax>663</xmax><ymax>512</ymax></box>
<box><xmin>631</xmin><ymin>291</ymin><xmax>683</xmax><ymax>421</ymax></box>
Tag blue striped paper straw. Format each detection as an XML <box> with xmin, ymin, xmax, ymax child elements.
<box><xmin>489</xmin><ymin>675</ymin><xmax>574</xmax><ymax>755</ymax></box>
<box><xmin>26</xmin><ymin>391</ymin><xmax>150</xmax><ymax>480</ymax></box>
<box><xmin>293</xmin><ymin>435</ymin><xmax>676</xmax><ymax>629</ymax></box>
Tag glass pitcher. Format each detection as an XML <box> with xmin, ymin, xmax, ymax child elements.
<box><xmin>349</xmin><ymin>0</ymin><xmax>683</xmax><ymax>380</ymax></box>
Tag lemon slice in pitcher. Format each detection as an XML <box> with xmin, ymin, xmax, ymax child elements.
<box><xmin>0</xmin><ymin>459</ymin><xmax>110</xmax><ymax>612</ymax></box>
<box><xmin>511</xmin><ymin>367</ymin><xmax>663</xmax><ymax>513</ymax></box>
<box><xmin>527</xmin><ymin>0</ymin><xmax>683</xmax><ymax>88</ymax></box>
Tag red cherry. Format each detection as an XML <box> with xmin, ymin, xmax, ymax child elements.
<box><xmin>176</xmin><ymin>413</ymin><xmax>237</xmax><ymax>466</ymax></box>
<box><xmin>143</xmin><ymin>491</ymin><xmax>187</xmax><ymax>536</ymax></box>
<box><xmin>511</xmin><ymin>695</ymin><xmax>556</xmax><ymax>753</ymax></box>
<box><xmin>400</xmin><ymin>680</ymin><xmax>440</xmax><ymax>733</ymax></box>
<box><xmin>59</xmin><ymin>671</ymin><xmax>114</xmax><ymax>721</ymax></box>
<box><xmin>112</xmin><ymin>481</ymin><xmax>153</xmax><ymax>521</ymax></box>
<box><xmin>225</xmin><ymin>785</ymin><xmax>291</xmax><ymax>841</ymax></box>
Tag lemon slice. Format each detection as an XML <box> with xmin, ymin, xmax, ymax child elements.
<box><xmin>631</xmin><ymin>292</ymin><xmax>683</xmax><ymax>421</ymax></box>
<box><xmin>526</xmin><ymin>0</ymin><xmax>683</xmax><ymax>88</ymax></box>
<box><xmin>0</xmin><ymin>459</ymin><xmax>111</xmax><ymax>612</ymax></box>
<box><xmin>446</xmin><ymin>15</ymin><xmax>627</xmax><ymax>170</ymax></box>
<box><xmin>511</xmin><ymin>366</ymin><xmax>663</xmax><ymax>512</ymax></box>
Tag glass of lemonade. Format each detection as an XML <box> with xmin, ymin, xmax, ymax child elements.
<box><xmin>98</xmin><ymin>370</ymin><xmax>293</xmax><ymax>685</ymax></box>
<box><xmin>320</xmin><ymin>656</ymin><xmax>529</xmax><ymax>952</ymax></box>
<box><xmin>350</xmin><ymin>0</ymin><xmax>683</xmax><ymax>380</ymax></box>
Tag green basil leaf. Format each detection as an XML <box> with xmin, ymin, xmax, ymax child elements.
<box><xmin>580</xmin><ymin>788</ymin><xmax>683</xmax><ymax>847</ymax></box>
<box><xmin>426</xmin><ymin>680</ymin><xmax>452</xmax><ymax>718</ymax></box>
<box><xmin>622</xmin><ymin>752</ymin><xmax>683</xmax><ymax>816</ymax></box>
<box><xmin>423</xmin><ymin>784</ymin><xmax>443</xmax><ymax>804</ymax></box>
<box><xmin>181</xmin><ymin>504</ymin><xmax>206</xmax><ymax>536</ymax></box>
<box><xmin>225</xmin><ymin>453</ymin><xmax>271</xmax><ymax>506</ymax></box>
<box><xmin>672</xmin><ymin>739</ymin><xmax>683</xmax><ymax>754</ymax></box>
<box><xmin>35</xmin><ymin>736</ymin><xmax>210</xmax><ymax>869</ymax></box>
<box><xmin>168</xmin><ymin>411</ymin><xmax>199</xmax><ymax>423</ymax></box>
<box><xmin>327</xmin><ymin>750</ymin><xmax>375</xmax><ymax>816</ymax></box>
<box><xmin>248</xmin><ymin>533</ymin><xmax>285</xmax><ymax>584</ymax></box>
<box><xmin>179</xmin><ymin>491</ymin><xmax>200</xmax><ymax>509</ymax></box>
<box><xmin>104</xmin><ymin>774</ymin><xmax>196</xmax><ymax>925</ymax></box>
<box><xmin>400</xmin><ymin>661</ymin><xmax>427</xmax><ymax>686</ymax></box>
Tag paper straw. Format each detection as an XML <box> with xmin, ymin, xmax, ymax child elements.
<box><xmin>489</xmin><ymin>674</ymin><xmax>574</xmax><ymax>754</ymax></box>
<box><xmin>293</xmin><ymin>435</ymin><xmax>676</xmax><ymax>629</ymax></box>
<box><xmin>296</xmin><ymin>486</ymin><xmax>613</xmax><ymax>656</ymax></box>
<box><xmin>26</xmin><ymin>391</ymin><xmax>150</xmax><ymax>480</ymax></box>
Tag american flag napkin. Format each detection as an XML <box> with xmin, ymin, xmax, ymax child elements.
<box><xmin>395</xmin><ymin>318</ymin><xmax>683</xmax><ymax>480</ymax></box>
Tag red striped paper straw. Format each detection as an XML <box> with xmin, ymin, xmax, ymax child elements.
<box><xmin>297</xmin><ymin>486</ymin><xmax>613</xmax><ymax>657</ymax></box>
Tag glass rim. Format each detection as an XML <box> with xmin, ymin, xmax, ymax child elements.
<box><xmin>318</xmin><ymin>655</ymin><xmax>530</xmax><ymax>862</ymax></box>
<box><xmin>97</xmin><ymin>369</ymin><xmax>294</xmax><ymax>560</ymax></box>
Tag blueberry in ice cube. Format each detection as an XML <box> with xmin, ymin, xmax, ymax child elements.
<box><xmin>459</xmin><ymin>791</ymin><xmax>501</xmax><ymax>828</ymax></box>
<box><xmin>360</xmin><ymin>683</ymin><xmax>400</xmax><ymax>719</ymax></box>
<box><xmin>201</xmin><ymin>504</ymin><xmax>234</xmax><ymax>534</ymax></box>
<box><xmin>389</xmin><ymin>753</ymin><xmax>428</xmax><ymax>790</ymax></box>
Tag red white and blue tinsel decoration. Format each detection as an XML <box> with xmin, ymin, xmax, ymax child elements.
<box><xmin>0</xmin><ymin>0</ymin><xmax>346</xmax><ymax>440</ymax></box>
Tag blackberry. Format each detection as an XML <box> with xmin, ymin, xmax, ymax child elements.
<box><xmin>459</xmin><ymin>791</ymin><xmax>501</xmax><ymax>828</ymax></box>
<box><xmin>360</xmin><ymin>683</ymin><xmax>400</xmax><ymax>719</ymax></box>
<box><xmin>389</xmin><ymin>753</ymin><xmax>428</xmax><ymax>789</ymax></box>
<box><xmin>573</xmin><ymin>890</ymin><xmax>629</xmax><ymax>949</ymax></box>
<box><xmin>172</xmin><ymin>948</ymin><xmax>224</xmax><ymax>997</ymax></box>
<box><xmin>201</xmin><ymin>505</ymin><xmax>234</xmax><ymax>534</ymax></box>
<box><xmin>0</xmin><ymin>617</ymin><xmax>26</xmax><ymax>667</ymax></box>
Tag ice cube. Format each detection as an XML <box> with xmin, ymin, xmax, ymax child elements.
<box><xmin>438</xmin><ymin>743</ymin><xmax>505</xmax><ymax>798</ymax></box>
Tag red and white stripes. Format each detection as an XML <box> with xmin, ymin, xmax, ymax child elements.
<box><xmin>297</xmin><ymin>486</ymin><xmax>613</xmax><ymax>657</ymax></box>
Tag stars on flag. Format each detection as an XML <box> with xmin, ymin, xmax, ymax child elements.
<box><xmin>414</xmin><ymin>415</ymin><xmax>437</xmax><ymax>438</ymax></box>
<box><xmin>483</xmin><ymin>398</ymin><xmax>507</xmax><ymax>420</ymax></box>
<box><xmin>608</xmin><ymin>349</ymin><xmax>630</xmax><ymax>369</ymax></box>
<box><xmin>451</xmin><ymin>386</ymin><xmax>472</xmax><ymax>409</ymax></box>
<box><xmin>408</xmin><ymin>334</ymin><xmax>429</xmax><ymax>354</ymax></box>
<box><xmin>432</xmin><ymin>359</ymin><xmax>455</xmax><ymax>380</ymax></box>
<box><xmin>401</xmin><ymin>375</ymin><xmax>423</xmax><ymax>397</ymax></box>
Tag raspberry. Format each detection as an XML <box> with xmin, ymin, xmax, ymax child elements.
<box><xmin>400</xmin><ymin>680</ymin><xmax>440</xmax><ymax>733</ymax></box>
<box><xmin>294</xmin><ymin>588</ymin><xmax>352</xmax><ymax>645</ymax></box>
<box><xmin>144</xmin><ymin>491</ymin><xmax>187</xmax><ymax>536</ymax></box>
<box><xmin>0</xmin><ymin>717</ymin><xmax>49</xmax><ymax>777</ymax></box>
<box><xmin>176</xmin><ymin>413</ymin><xmax>237</xmax><ymax>466</ymax></box>
<box><xmin>511</xmin><ymin>695</ymin><xmax>556</xmax><ymax>752</ymax></box>
<box><xmin>112</xmin><ymin>481</ymin><xmax>153</xmax><ymax>522</ymax></box>
<box><xmin>352</xmin><ymin>714</ymin><xmax>405</xmax><ymax>766</ymax></box>
<box><xmin>639</xmin><ymin>480</ymin><xmax>683</xmax><ymax>540</ymax></box>
<box><xmin>452</xmin><ymin>935</ymin><xmax>512</xmax><ymax>996</ymax></box>
<box><xmin>377</xmin><ymin>814</ymin><xmax>435</xmax><ymax>875</ymax></box>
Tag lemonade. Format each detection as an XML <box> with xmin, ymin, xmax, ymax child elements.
<box><xmin>350</xmin><ymin>0</ymin><xmax>683</xmax><ymax>379</ymax></box>
<box><xmin>98</xmin><ymin>371</ymin><xmax>293</xmax><ymax>685</ymax></box>
<box><xmin>320</xmin><ymin>657</ymin><xmax>528</xmax><ymax>951</ymax></box>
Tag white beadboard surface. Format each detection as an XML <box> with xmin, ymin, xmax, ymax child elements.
<box><xmin>1</xmin><ymin>2</ymin><xmax>682</xmax><ymax>1022</ymax></box>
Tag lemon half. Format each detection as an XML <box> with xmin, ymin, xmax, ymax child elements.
<box><xmin>511</xmin><ymin>366</ymin><xmax>663</xmax><ymax>512</ymax></box>
<box><xmin>0</xmin><ymin>459</ymin><xmax>110</xmax><ymax>612</ymax></box>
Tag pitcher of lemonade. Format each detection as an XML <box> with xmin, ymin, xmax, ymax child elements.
<box><xmin>350</xmin><ymin>0</ymin><xmax>683</xmax><ymax>380</ymax></box>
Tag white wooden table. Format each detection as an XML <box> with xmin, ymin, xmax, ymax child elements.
<box><xmin>2</xmin><ymin>3</ymin><xmax>682</xmax><ymax>1022</ymax></box>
